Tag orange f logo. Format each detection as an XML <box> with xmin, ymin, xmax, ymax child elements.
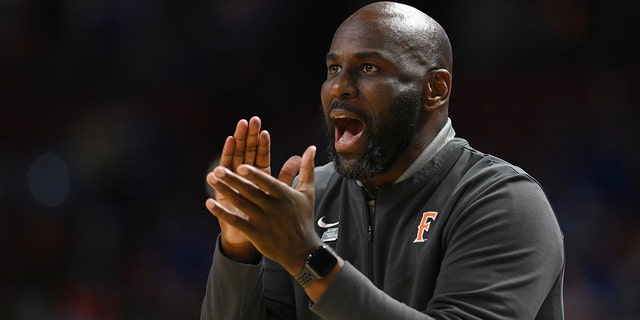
<box><xmin>414</xmin><ymin>211</ymin><xmax>438</xmax><ymax>243</ymax></box>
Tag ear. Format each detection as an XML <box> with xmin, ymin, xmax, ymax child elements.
<box><xmin>423</xmin><ymin>69</ymin><xmax>451</xmax><ymax>110</ymax></box>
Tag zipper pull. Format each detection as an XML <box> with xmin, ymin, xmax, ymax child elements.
<box><xmin>367</xmin><ymin>199</ymin><xmax>375</xmax><ymax>242</ymax></box>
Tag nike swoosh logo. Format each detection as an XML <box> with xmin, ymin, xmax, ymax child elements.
<box><xmin>317</xmin><ymin>216</ymin><xmax>339</xmax><ymax>228</ymax></box>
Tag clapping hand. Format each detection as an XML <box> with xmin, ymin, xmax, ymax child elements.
<box><xmin>206</xmin><ymin>116</ymin><xmax>271</xmax><ymax>263</ymax></box>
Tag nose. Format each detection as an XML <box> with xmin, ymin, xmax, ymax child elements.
<box><xmin>329</xmin><ymin>71</ymin><xmax>357</xmax><ymax>99</ymax></box>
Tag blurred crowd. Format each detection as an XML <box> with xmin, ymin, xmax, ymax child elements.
<box><xmin>1</xmin><ymin>0</ymin><xmax>638</xmax><ymax>319</ymax></box>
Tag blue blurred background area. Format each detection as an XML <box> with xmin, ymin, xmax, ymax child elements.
<box><xmin>1</xmin><ymin>0</ymin><xmax>638</xmax><ymax>319</ymax></box>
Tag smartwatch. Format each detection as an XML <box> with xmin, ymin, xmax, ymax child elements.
<box><xmin>294</xmin><ymin>245</ymin><xmax>338</xmax><ymax>288</ymax></box>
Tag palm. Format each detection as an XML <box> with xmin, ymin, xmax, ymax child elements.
<box><xmin>206</xmin><ymin>117</ymin><xmax>271</xmax><ymax>261</ymax></box>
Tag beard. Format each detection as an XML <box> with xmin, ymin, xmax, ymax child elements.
<box><xmin>324</xmin><ymin>90</ymin><xmax>422</xmax><ymax>181</ymax></box>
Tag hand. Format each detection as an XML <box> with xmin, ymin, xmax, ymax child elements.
<box><xmin>206</xmin><ymin>116</ymin><xmax>270</xmax><ymax>263</ymax></box>
<box><xmin>207</xmin><ymin>146</ymin><xmax>323</xmax><ymax>275</ymax></box>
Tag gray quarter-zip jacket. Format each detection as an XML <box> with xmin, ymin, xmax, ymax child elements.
<box><xmin>201</xmin><ymin>138</ymin><xmax>565</xmax><ymax>319</ymax></box>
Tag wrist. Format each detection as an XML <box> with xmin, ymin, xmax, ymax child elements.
<box><xmin>220</xmin><ymin>238</ymin><xmax>261</xmax><ymax>264</ymax></box>
<box><xmin>303</xmin><ymin>257</ymin><xmax>344</xmax><ymax>303</ymax></box>
<box><xmin>294</xmin><ymin>244</ymin><xmax>339</xmax><ymax>288</ymax></box>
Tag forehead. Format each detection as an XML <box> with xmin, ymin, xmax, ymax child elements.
<box><xmin>327</xmin><ymin>14</ymin><xmax>420</xmax><ymax>64</ymax></box>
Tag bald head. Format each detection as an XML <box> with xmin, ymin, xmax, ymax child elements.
<box><xmin>321</xmin><ymin>2</ymin><xmax>454</xmax><ymax>185</ymax></box>
<box><xmin>338</xmin><ymin>1</ymin><xmax>453</xmax><ymax>72</ymax></box>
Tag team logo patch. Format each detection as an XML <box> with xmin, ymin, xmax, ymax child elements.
<box><xmin>414</xmin><ymin>211</ymin><xmax>438</xmax><ymax>243</ymax></box>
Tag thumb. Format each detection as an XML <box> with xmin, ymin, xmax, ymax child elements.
<box><xmin>296</xmin><ymin>145</ymin><xmax>316</xmax><ymax>196</ymax></box>
<box><xmin>277</xmin><ymin>155</ymin><xmax>302</xmax><ymax>186</ymax></box>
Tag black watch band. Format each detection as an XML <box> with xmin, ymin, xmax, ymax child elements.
<box><xmin>294</xmin><ymin>245</ymin><xmax>338</xmax><ymax>288</ymax></box>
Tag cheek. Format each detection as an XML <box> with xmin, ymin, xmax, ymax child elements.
<box><xmin>320</xmin><ymin>81</ymin><xmax>330</xmax><ymax>100</ymax></box>
<box><xmin>360</xmin><ymin>88</ymin><xmax>391</xmax><ymax>120</ymax></box>
<box><xmin>320</xmin><ymin>81</ymin><xmax>332</xmax><ymax>109</ymax></box>
<box><xmin>365</xmin><ymin>85</ymin><xmax>411</xmax><ymax>125</ymax></box>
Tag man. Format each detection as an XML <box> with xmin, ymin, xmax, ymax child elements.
<box><xmin>201</xmin><ymin>2</ymin><xmax>564</xmax><ymax>319</ymax></box>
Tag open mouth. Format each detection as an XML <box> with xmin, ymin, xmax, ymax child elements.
<box><xmin>331</xmin><ymin>110</ymin><xmax>365</xmax><ymax>147</ymax></box>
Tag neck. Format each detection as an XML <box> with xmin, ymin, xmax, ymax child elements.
<box><xmin>362</xmin><ymin>115</ymin><xmax>445</xmax><ymax>189</ymax></box>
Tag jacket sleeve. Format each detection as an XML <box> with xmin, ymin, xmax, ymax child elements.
<box><xmin>200</xmin><ymin>235</ymin><xmax>267</xmax><ymax>320</ymax></box>
<box><xmin>311</xmin><ymin>262</ymin><xmax>439</xmax><ymax>319</ymax></box>
<box><xmin>200</xmin><ymin>236</ymin><xmax>298</xmax><ymax>320</ymax></box>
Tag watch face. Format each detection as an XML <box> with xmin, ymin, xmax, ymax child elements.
<box><xmin>307</xmin><ymin>245</ymin><xmax>338</xmax><ymax>277</ymax></box>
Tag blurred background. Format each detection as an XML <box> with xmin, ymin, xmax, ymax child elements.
<box><xmin>1</xmin><ymin>0</ymin><xmax>638</xmax><ymax>319</ymax></box>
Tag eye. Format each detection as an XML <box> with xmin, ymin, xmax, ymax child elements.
<box><xmin>328</xmin><ymin>64</ymin><xmax>341</xmax><ymax>74</ymax></box>
<box><xmin>362</xmin><ymin>63</ymin><xmax>377</xmax><ymax>73</ymax></box>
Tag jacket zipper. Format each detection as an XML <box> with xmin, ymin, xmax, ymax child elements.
<box><xmin>367</xmin><ymin>199</ymin><xmax>375</xmax><ymax>241</ymax></box>
<box><xmin>367</xmin><ymin>198</ymin><xmax>375</xmax><ymax>277</ymax></box>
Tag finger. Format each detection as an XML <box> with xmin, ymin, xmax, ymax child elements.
<box><xmin>207</xmin><ymin>171</ymin><xmax>225</xmax><ymax>201</ymax></box>
<box><xmin>206</xmin><ymin>198</ymin><xmax>254</xmax><ymax>235</ymax></box>
<box><xmin>209</xmin><ymin>168</ymin><xmax>265</xmax><ymax>216</ymax></box>
<box><xmin>236</xmin><ymin>164</ymin><xmax>290</xmax><ymax>200</ymax></box>
<box><xmin>219</xmin><ymin>136</ymin><xmax>235</xmax><ymax>168</ymax></box>
<box><xmin>278</xmin><ymin>155</ymin><xmax>302</xmax><ymax>186</ymax></box>
<box><xmin>255</xmin><ymin>130</ymin><xmax>271</xmax><ymax>172</ymax></box>
<box><xmin>206</xmin><ymin>171</ymin><xmax>229</xmax><ymax>203</ymax></box>
<box><xmin>243</xmin><ymin>116</ymin><xmax>261</xmax><ymax>166</ymax></box>
<box><xmin>232</xmin><ymin>119</ymin><xmax>249</xmax><ymax>169</ymax></box>
<box><xmin>296</xmin><ymin>146</ymin><xmax>316</xmax><ymax>195</ymax></box>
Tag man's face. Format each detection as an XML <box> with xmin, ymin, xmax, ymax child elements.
<box><xmin>320</xmin><ymin>16</ymin><xmax>424</xmax><ymax>180</ymax></box>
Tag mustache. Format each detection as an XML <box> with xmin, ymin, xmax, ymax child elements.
<box><xmin>328</xmin><ymin>101</ymin><xmax>367</xmax><ymax>121</ymax></box>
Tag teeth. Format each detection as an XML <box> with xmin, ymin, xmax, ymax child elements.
<box><xmin>339</xmin><ymin>136</ymin><xmax>345</xmax><ymax>143</ymax></box>
<box><xmin>333</xmin><ymin>115</ymin><xmax>347</xmax><ymax>119</ymax></box>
